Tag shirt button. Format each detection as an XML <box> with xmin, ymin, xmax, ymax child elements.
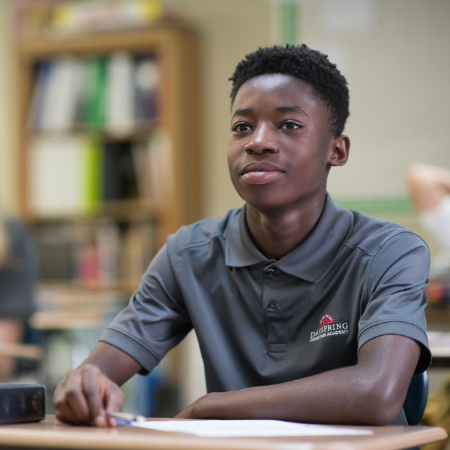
<box><xmin>267</xmin><ymin>303</ymin><xmax>276</xmax><ymax>313</ymax></box>
<box><xmin>266</xmin><ymin>268</ymin><xmax>275</xmax><ymax>276</ymax></box>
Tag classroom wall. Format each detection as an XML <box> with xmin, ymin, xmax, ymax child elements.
<box><xmin>0</xmin><ymin>0</ymin><xmax>18</xmax><ymax>214</ymax></box>
<box><xmin>303</xmin><ymin>0</ymin><xmax>450</xmax><ymax>201</ymax></box>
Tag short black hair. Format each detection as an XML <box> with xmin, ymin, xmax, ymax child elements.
<box><xmin>229</xmin><ymin>44</ymin><xmax>349</xmax><ymax>136</ymax></box>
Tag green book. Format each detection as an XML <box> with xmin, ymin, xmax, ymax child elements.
<box><xmin>82</xmin><ymin>136</ymin><xmax>103</xmax><ymax>215</ymax></box>
<box><xmin>83</xmin><ymin>57</ymin><xmax>107</xmax><ymax>129</ymax></box>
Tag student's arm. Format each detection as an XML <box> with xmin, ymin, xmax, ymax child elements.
<box><xmin>53</xmin><ymin>342</ymin><xmax>141</xmax><ymax>427</ymax></box>
<box><xmin>176</xmin><ymin>334</ymin><xmax>420</xmax><ymax>425</ymax></box>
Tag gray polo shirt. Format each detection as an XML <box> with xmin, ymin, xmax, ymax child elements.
<box><xmin>101</xmin><ymin>194</ymin><xmax>431</xmax><ymax>394</ymax></box>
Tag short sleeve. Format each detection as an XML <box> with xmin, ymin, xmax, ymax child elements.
<box><xmin>0</xmin><ymin>218</ymin><xmax>37</xmax><ymax>319</ymax></box>
<box><xmin>357</xmin><ymin>232</ymin><xmax>431</xmax><ymax>374</ymax></box>
<box><xmin>100</xmin><ymin>239</ymin><xmax>192</xmax><ymax>373</ymax></box>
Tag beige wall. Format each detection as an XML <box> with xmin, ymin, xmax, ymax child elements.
<box><xmin>300</xmin><ymin>0</ymin><xmax>450</xmax><ymax>201</ymax></box>
<box><xmin>0</xmin><ymin>0</ymin><xmax>18</xmax><ymax>214</ymax></box>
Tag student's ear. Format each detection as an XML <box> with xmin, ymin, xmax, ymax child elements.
<box><xmin>328</xmin><ymin>135</ymin><xmax>350</xmax><ymax>167</ymax></box>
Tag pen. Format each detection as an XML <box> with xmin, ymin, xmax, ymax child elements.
<box><xmin>106</xmin><ymin>411</ymin><xmax>146</xmax><ymax>424</ymax></box>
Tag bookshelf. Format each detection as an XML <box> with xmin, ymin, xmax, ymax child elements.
<box><xmin>16</xmin><ymin>25</ymin><xmax>202</xmax><ymax>293</ymax></box>
<box><xmin>15</xmin><ymin>25</ymin><xmax>201</xmax><ymax>415</ymax></box>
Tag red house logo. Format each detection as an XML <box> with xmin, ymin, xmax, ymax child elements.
<box><xmin>316</xmin><ymin>313</ymin><xmax>342</xmax><ymax>330</ymax></box>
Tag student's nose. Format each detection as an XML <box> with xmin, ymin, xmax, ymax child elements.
<box><xmin>244</xmin><ymin>123</ymin><xmax>278</xmax><ymax>155</ymax></box>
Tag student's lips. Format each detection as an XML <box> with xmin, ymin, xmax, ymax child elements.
<box><xmin>241</xmin><ymin>170</ymin><xmax>283</xmax><ymax>184</ymax></box>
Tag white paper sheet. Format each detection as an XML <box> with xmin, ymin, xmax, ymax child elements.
<box><xmin>131</xmin><ymin>419</ymin><xmax>373</xmax><ymax>437</ymax></box>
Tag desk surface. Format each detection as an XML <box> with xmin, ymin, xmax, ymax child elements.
<box><xmin>0</xmin><ymin>415</ymin><xmax>446</xmax><ymax>450</ymax></box>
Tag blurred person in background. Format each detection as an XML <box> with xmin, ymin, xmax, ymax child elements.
<box><xmin>408</xmin><ymin>163</ymin><xmax>450</xmax><ymax>276</ymax></box>
<box><xmin>0</xmin><ymin>213</ymin><xmax>38</xmax><ymax>381</ymax></box>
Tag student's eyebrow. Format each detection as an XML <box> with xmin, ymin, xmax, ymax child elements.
<box><xmin>231</xmin><ymin>106</ymin><xmax>309</xmax><ymax>119</ymax></box>
<box><xmin>277</xmin><ymin>106</ymin><xmax>309</xmax><ymax>116</ymax></box>
<box><xmin>231</xmin><ymin>108</ymin><xmax>253</xmax><ymax>119</ymax></box>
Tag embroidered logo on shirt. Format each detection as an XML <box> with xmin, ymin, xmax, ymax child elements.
<box><xmin>310</xmin><ymin>312</ymin><xmax>349</xmax><ymax>342</ymax></box>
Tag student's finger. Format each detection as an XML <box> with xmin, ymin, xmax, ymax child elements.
<box><xmin>65</xmin><ymin>374</ymin><xmax>92</xmax><ymax>423</ymax></box>
<box><xmin>55</xmin><ymin>400</ymin><xmax>83</xmax><ymax>425</ymax></box>
<box><xmin>104</xmin><ymin>386</ymin><xmax>127</xmax><ymax>414</ymax></box>
<box><xmin>54</xmin><ymin>372</ymin><xmax>90</xmax><ymax>424</ymax></box>
<box><xmin>54</xmin><ymin>402</ymin><xmax>73</xmax><ymax>423</ymax></box>
<box><xmin>80</xmin><ymin>366</ymin><xmax>106</xmax><ymax>426</ymax></box>
<box><xmin>103</xmin><ymin>383</ymin><xmax>127</xmax><ymax>427</ymax></box>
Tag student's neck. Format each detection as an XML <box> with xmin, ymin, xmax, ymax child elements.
<box><xmin>246</xmin><ymin>197</ymin><xmax>326</xmax><ymax>260</ymax></box>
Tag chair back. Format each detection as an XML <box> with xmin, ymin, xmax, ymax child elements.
<box><xmin>403</xmin><ymin>371</ymin><xmax>428</xmax><ymax>425</ymax></box>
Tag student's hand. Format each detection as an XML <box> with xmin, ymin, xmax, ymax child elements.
<box><xmin>53</xmin><ymin>364</ymin><xmax>126</xmax><ymax>427</ymax></box>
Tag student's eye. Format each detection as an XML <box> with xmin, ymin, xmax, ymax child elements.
<box><xmin>282</xmin><ymin>122</ymin><xmax>302</xmax><ymax>130</ymax></box>
<box><xmin>231</xmin><ymin>123</ymin><xmax>251</xmax><ymax>132</ymax></box>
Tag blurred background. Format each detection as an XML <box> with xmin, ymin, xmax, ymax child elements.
<box><xmin>0</xmin><ymin>0</ymin><xmax>449</xmax><ymax>421</ymax></box>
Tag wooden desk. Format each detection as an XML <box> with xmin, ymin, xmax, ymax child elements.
<box><xmin>0</xmin><ymin>415</ymin><xmax>446</xmax><ymax>450</ymax></box>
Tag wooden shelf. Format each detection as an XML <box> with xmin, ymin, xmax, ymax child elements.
<box><xmin>27</xmin><ymin>124</ymin><xmax>160</xmax><ymax>142</ymax></box>
<box><xmin>426</xmin><ymin>304</ymin><xmax>450</xmax><ymax>324</ymax></box>
<box><xmin>17</xmin><ymin>23</ymin><xmax>196</xmax><ymax>59</ymax></box>
<box><xmin>29</xmin><ymin>198</ymin><xmax>163</xmax><ymax>223</ymax></box>
<box><xmin>37</xmin><ymin>280</ymin><xmax>141</xmax><ymax>297</ymax></box>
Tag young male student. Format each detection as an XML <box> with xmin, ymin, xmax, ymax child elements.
<box><xmin>54</xmin><ymin>44</ymin><xmax>431</xmax><ymax>428</ymax></box>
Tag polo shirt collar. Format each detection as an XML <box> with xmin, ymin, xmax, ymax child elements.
<box><xmin>225</xmin><ymin>194</ymin><xmax>354</xmax><ymax>282</ymax></box>
<box><xmin>226</xmin><ymin>204</ymin><xmax>269</xmax><ymax>267</ymax></box>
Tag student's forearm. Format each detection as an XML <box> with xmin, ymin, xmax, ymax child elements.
<box><xmin>176</xmin><ymin>335</ymin><xmax>420</xmax><ymax>425</ymax></box>
<box><xmin>178</xmin><ymin>369</ymin><xmax>392</xmax><ymax>425</ymax></box>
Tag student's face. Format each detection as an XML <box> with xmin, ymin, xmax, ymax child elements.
<box><xmin>227</xmin><ymin>74</ymin><xmax>349</xmax><ymax>214</ymax></box>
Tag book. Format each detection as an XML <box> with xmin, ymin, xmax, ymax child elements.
<box><xmin>146</xmin><ymin>128</ymin><xmax>173</xmax><ymax>201</ymax></box>
<box><xmin>84</xmin><ymin>56</ymin><xmax>107</xmax><ymax>130</ymax></box>
<box><xmin>27</xmin><ymin>61</ymin><xmax>52</xmax><ymax>131</ymax></box>
<box><xmin>39</xmin><ymin>57</ymin><xmax>84</xmax><ymax>132</ymax></box>
<box><xmin>96</xmin><ymin>222</ymin><xmax>121</xmax><ymax>288</ymax></box>
<box><xmin>29</xmin><ymin>135</ymin><xmax>102</xmax><ymax>216</ymax></box>
<box><xmin>133</xmin><ymin>54</ymin><xmax>159</xmax><ymax>125</ymax></box>
<box><xmin>47</xmin><ymin>0</ymin><xmax>165</xmax><ymax>36</ymax></box>
<box><xmin>120</xmin><ymin>221</ymin><xmax>152</xmax><ymax>285</ymax></box>
<box><xmin>105</xmin><ymin>51</ymin><xmax>135</xmax><ymax>136</ymax></box>
<box><xmin>131</xmin><ymin>140</ymin><xmax>152</xmax><ymax>199</ymax></box>
<box><xmin>30</xmin><ymin>135</ymin><xmax>85</xmax><ymax>216</ymax></box>
<box><xmin>82</xmin><ymin>137</ymin><xmax>103</xmax><ymax>215</ymax></box>
<box><xmin>0</xmin><ymin>384</ymin><xmax>45</xmax><ymax>424</ymax></box>
<box><xmin>102</xmin><ymin>141</ymin><xmax>139</xmax><ymax>202</ymax></box>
